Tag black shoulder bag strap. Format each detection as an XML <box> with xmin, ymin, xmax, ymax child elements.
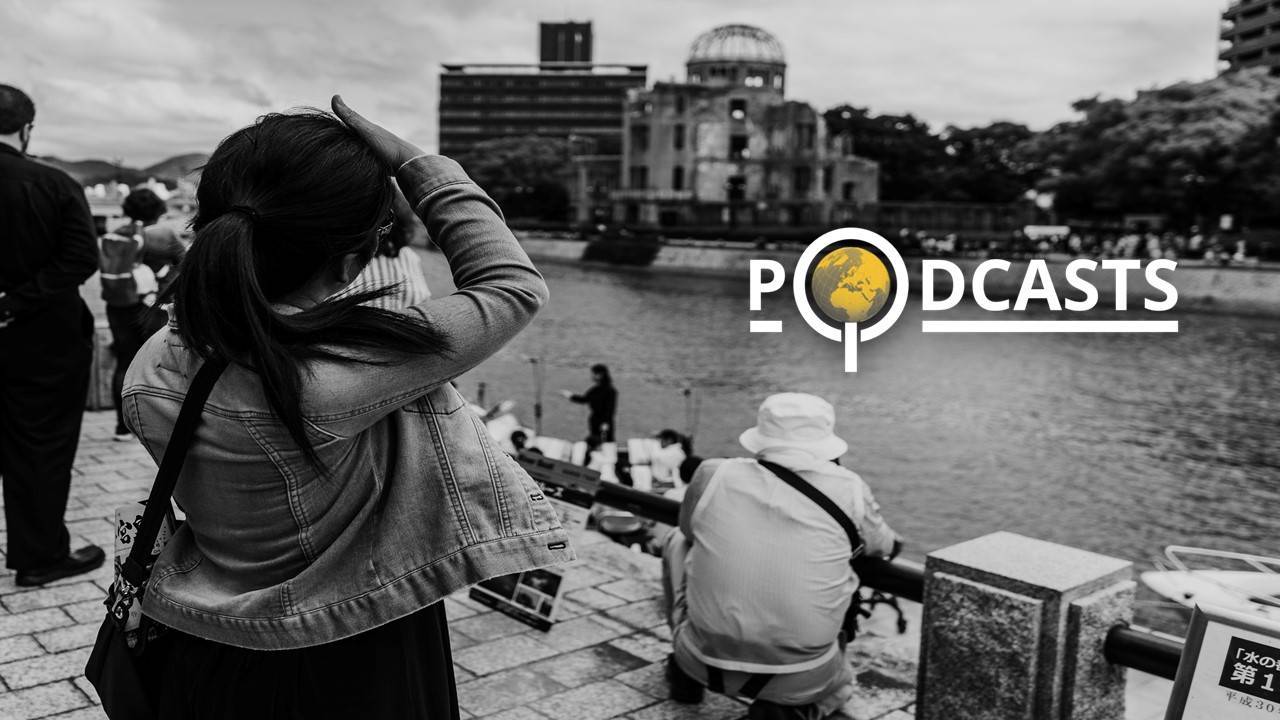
<box><xmin>119</xmin><ymin>357</ymin><xmax>227</xmax><ymax>588</ymax></box>
<box><xmin>758</xmin><ymin>459</ymin><xmax>865</xmax><ymax>560</ymax></box>
<box><xmin>758</xmin><ymin>458</ymin><xmax>868</xmax><ymax>657</ymax></box>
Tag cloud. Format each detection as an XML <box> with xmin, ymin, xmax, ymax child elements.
<box><xmin>0</xmin><ymin>0</ymin><xmax>1220</xmax><ymax>165</ymax></box>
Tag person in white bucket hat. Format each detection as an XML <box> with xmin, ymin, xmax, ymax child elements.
<box><xmin>659</xmin><ymin>393</ymin><xmax>902</xmax><ymax>720</ymax></box>
<box><xmin>737</xmin><ymin>393</ymin><xmax>849</xmax><ymax>460</ymax></box>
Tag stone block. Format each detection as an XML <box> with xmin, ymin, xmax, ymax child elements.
<box><xmin>0</xmin><ymin>608</ymin><xmax>74</xmax><ymax>639</ymax></box>
<box><xmin>0</xmin><ymin>682</ymin><xmax>91</xmax><ymax>720</ymax></box>
<box><xmin>451</xmin><ymin>609</ymin><xmax>540</xmax><ymax>642</ymax></box>
<box><xmin>918</xmin><ymin>572</ymin><xmax>1043</xmax><ymax>720</ymax></box>
<box><xmin>0</xmin><ymin>635</ymin><xmax>45</xmax><ymax>663</ymax></box>
<box><xmin>0</xmin><ymin>650</ymin><xmax>93</xmax><ymax>690</ymax></box>
<box><xmin>526</xmin><ymin>643</ymin><xmax>650</xmax><ymax>688</ymax></box>
<box><xmin>530</xmin><ymin>679</ymin><xmax>656</xmax><ymax>720</ymax></box>
<box><xmin>2</xmin><ymin>582</ymin><xmax>103</xmax><ymax>614</ymax></box>
<box><xmin>603</xmin><ymin>598</ymin><xmax>667</xmax><ymax>632</ymax></box>
<box><xmin>538</xmin><ymin>615</ymin><xmax>631</xmax><ymax>653</ymax></box>
<box><xmin>565</xmin><ymin>586</ymin><xmax>631</xmax><ymax>612</ymax></box>
<box><xmin>625</xmin><ymin>695</ymin><xmax>745</xmax><ymax>720</ymax></box>
<box><xmin>607</xmin><ymin>632</ymin><xmax>670</xmax><ymax>664</ymax></box>
<box><xmin>456</xmin><ymin>667</ymin><xmax>567</xmax><ymax>716</ymax></box>
<box><xmin>453</xmin><ymin>633</ymin><xmax>559</xmax><ymax>676</ymax></box>
<box><xmin>1063</xmin><ymin>580</ymin><xmax>1135</xmax><ymax>720</ymax></box>
<box><xmin>613</xmin><ymin>661</ymin><xmax>669</xmax><ymax>699</ymax></box>
<box><xmin>918</xmin><ymin>532</ymin><xmax>1134</xmax><ymax>720</ymax></box>
<box><xmin>927</xmin><ymin>532</ymin><xmax>1131</xmax><ymax>600</ymax></box>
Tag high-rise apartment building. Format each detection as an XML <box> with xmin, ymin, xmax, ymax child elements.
<box><xmin>1220</xmin><ymin>0</ymin><xmax>1280</xmax><ymax>72</ymax></box>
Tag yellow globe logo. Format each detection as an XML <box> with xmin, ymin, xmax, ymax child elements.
<box><xmin>809</xmin><ymin>246</ymin><xmax>893</xmax><ymax>324</ymax></box>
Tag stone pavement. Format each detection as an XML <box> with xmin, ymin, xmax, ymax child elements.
<box><xmin>0</xmin><ymin>409</ymin><xmax>1171</xmax><ymax>719</ymax></box>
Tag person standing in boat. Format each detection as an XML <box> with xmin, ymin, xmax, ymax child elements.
<box><xmin>561</xmin><ymin>363</ymin><xmax>617</xmax><ymax>442</ymax></box>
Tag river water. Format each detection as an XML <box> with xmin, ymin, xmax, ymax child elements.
<box><xmin>423</xmin><ymin>253</ymin><xmax>1280</xmax><ymax>625</ymax></box>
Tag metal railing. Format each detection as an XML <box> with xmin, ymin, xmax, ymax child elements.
<box><xmin>591</xmin><ymin>483</ymin><xmax>1184</xmax><ymax>680</ymax></box>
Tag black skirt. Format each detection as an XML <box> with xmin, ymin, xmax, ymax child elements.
<box><xmin>154</xmin><ymin>601</ymin><xmax>458</xmax><ymax>720</ymax></box>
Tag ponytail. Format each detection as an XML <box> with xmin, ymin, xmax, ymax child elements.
<box><xmin>176</xmin><ymin>109</ymin><xmax>453</xmax><ymax>470</ymax></box>
<box><xmin>175</xmin><ymin>210</ymin><xmax>448</xmax><ymax>472</ymax></box>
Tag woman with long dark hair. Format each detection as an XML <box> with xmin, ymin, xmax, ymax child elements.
<box><xmin>118</xmin><ymin>98</ymin><xmax>572</xmax><ymax>719</ymax></box>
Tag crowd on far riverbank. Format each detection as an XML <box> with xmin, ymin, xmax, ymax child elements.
<box><xmin>907</xmin><ymin>226</ymin><xmax>1270</xmax><ymax>265</ymax></box>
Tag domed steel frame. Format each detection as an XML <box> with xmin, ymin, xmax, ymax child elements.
<box><xmin>686</xmin><ymin>24</ymin><xmax>787</xmax><ymax>92</ymax></box>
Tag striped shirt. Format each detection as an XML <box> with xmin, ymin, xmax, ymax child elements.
<box><xmin>343</xmin><ymin>247</ymin><xmax>432</xmax><ymax>310</ymax></box>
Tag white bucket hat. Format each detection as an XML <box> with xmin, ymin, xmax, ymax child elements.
<box><xmin>738</xmin><ymin>393</ymin><xmax>848</xmax><ymax>460</ymax></box>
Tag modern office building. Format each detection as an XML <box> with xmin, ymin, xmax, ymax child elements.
<box><xmin>437</xmin><ymin>22</ymin><xmax>647</xmax><ymax>157</ymax></box>
<box><xmin>602</xmin><ymin>24</ymin><xmax>879</xmax><ymax>229</ymax></box>
<box><xmin>1220</xmin><ymin>0</ymin><xmax>1280</xmax><ymax>72</ymax></box>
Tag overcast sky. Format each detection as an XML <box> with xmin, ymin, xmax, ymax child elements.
<box><xmin>1</xmin><ymin>0</ymin><xmax>1221</xmax><ymax>166</ymax></box>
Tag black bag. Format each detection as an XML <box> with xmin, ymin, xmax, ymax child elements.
<box><xmin>84</xmin><ymin>358</ymin><xmax>226</xmax><ymax>719</ymax></box>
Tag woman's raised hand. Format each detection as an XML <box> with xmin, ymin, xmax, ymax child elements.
<box><xmin>332</xmin><ymin>95</ymin><xmax>426</xmax><ymax>170</ymax></box>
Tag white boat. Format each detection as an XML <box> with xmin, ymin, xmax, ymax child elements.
<box><xmin>1140</xmin><ymin>545</ymin><xmax>1280</xmax><ymax>620</ymax></box>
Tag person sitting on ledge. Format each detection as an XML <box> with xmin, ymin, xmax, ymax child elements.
<box><xmin>660</xmin><ymin>392</ymin><xmax>902</xmax><ymax>720</ymax></box>
<box><xmin>651</xmin><ymin>428</ymin><xmax>689</xmax><ymax>491</ymax></box>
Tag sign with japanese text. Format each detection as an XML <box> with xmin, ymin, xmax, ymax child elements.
<box><xmin>1166</xmin><ymin>606</ymin><xmax>1280</xmax><ymax>719</ymax></box>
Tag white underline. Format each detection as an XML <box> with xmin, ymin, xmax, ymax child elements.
<box><xmin>921</xmin><ymin>320</ymin><xmax>1179</xmax><ymax>333</ymax></box>
<box><xmin>750</xmin><ymin>320</ymin><xmax>784</xmax><ymax>333</ymax></box>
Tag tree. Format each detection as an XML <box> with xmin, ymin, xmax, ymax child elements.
<box><xmin>823</xmin><ymin>107</ymin><xmax>1035</xmax><ymax>203</ymax></box>
<box><xmin>1014</xmin><ymin>69</ymin><xmax>1280</xmax><ymax>226</ymax></box>
<box><xmin>1231</xmin><ymin>106</ymin><xmax>1280</xmax><ymax>227</ymax></box>
<box><xmin>823</xmin><ymin>105</ymin><xmax>948</xmax><ymax>202</ymax></box>
<box><xmin>453</xmin><ymin>136</ymin><xmax>573</xmax><ymax>222</ymax></box>
<box><xmin>937</xmin><ymin>122</ymin><xmax>1036</xmax><ymax>203</ymax></box>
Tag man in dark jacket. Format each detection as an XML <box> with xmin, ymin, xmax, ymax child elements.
<box><xmin>0</xmin><ymin>84</ymin><xmax>106</xmax><ymax>586</ymax></box>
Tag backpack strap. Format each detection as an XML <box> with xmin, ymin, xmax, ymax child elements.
<box><xmin>758</xmin><ymin>459</ymin><xmax>865</xmax><ymax>561</ymax></box>
<box><xmin>119</xmin><ymin>357</ymin><xmax>228</xmax><ymax>587</ymax></box>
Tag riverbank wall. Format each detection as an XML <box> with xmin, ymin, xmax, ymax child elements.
<box><xmin>516</xmin><ymin>234</ymin><xmax>1280</xmax><ymax>316</ymax></box>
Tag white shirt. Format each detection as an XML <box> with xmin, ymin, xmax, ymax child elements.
<box><xmin>651</xmin><ymin>442</ymin><xmax>687</xmax><ymax>486</ymax></box>
<box><xmin>676</xmin><ymin>450</ymin><xmax>899</xmax><ymax>673</ymax></box>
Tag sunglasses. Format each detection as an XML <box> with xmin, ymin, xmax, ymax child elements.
<box><xmin>375</xmin><ymin>213</ymin><xmax>395</xmax><ymax>241</ymax></box>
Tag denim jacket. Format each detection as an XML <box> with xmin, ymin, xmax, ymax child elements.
<box><xmin>122</xmin><ymin>155</ymin><xmax>573</xmax><ymax>650</ymax></box>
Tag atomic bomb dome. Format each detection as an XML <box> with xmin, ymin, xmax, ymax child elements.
<box><xmin>688</xmin><ymin>24</ymin><xmax>785</xmax><ymax>64</ymax></box>
<box><xmin>686</xmin><ymin>24</ymin><xmax>786</xmax><ymax>92</ymax></box>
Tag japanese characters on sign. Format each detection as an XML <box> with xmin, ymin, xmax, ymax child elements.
<box><xmin>1166</xmin><ymin>606</ymin><xmax>1280</xmax><ymax>719</ymax></box>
